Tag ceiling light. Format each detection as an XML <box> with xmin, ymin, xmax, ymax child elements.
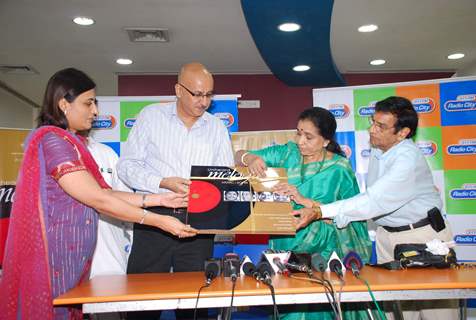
<box><xmin>278</xmin><ymin>23</ymin><xmax>301</xmax><ymax>32</ymax></box>
<box><xmin>293</xmin><ymin>65</ymin><xmax>310</xmax><ymax>72</ymax></box>
<box><xmin>73</xmin><ymin>16</ymin><xmax>95</xmax><ymax>26</ymax></box>
<box><xmin>116</xmin><ymin>58</ymin><xmax>133</xmax><ymax>65</ymax></box>
<box><xmin>370</xmin><ymin>59</ymin><xmax>386</xmax><ymax>66</ymax></box>
<box><xmin>358</xmin><ymin>24</ymin><xmax>378</xmax><ymax>32</ymax></box>
<box><xmin>447</xmin><ymin>53</ymin><xmax>465</xmax><ymax>60</ymax></box>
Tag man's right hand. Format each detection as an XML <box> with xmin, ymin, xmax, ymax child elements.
<box><xmin>160</xmin><ymin>177</ymin><xmax>191</xmax><ymax>194</ymax></box>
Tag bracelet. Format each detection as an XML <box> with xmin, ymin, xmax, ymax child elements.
<box><xmin>311</xmin><ymin>201</ymin><xmax>322</xmax><ymax>220</ymax></box>
<box><xmin>241</xmin><ymin>152</ymin><xmax>250</xmax><ymax>166</ymax></box>
<box><xmin>141</xmin><ymin>193</ymin><xmax>147</xmax><ymax>208</ymax></box>
<box><xmin>139</xmin><ymin>209</ymin><xmax>149</xmax><ymax>224</ymax></box>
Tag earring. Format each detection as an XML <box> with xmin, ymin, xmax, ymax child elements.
<box><xmin>63</xmin><ymin>109</ymin><xmax>68</xmax><ymax>116</ymax></box>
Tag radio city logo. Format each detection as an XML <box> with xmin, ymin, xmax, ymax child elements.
<box><xmin>446</xmin><ymin>139</ymin><xmax>476</xmax><ymax>155</ymax></box>
<box><xmin>92</xmin><ymin>115</ymin><xmax>116</xmax><ymax>129</ymax></box>
<box><xmin>449</xmin><ymin>183</ymin><xmax>476</xmax><ymax>200</ymax></box>
<box><xmin>123</xmin><ymin>118</ymin><xmax>136</xmax><ymax>128</ymax></box>
<box><xmin>412</xmin><ymin>97</ymin><xmax>435</xmax><ymax>113</ymax></box>
<box><xmin>328</xmin><ymin>104</ymin><xmax>350</xmax><ymax>119</ymax></box>
<box><xmin>416</xmin><ymin>140</ymin><xmax>437</xmax><ymax>156</ymax></box>
<box><xmin>214</xmin><ymin>112</ymin><xmax>235</xmax><ymax>128</ymax></box>
<box><xmin>454</xmin><ymin>230</ymin><xmax>476</xmax><ymax>245</ymax></box>
<box><xmin>360</xmin><ymin>148</ymin><xmax>371</xmax><ymax>158</ymax></box>
<box><xmin>342</xmin><ymin>145</ymin><xmax>352</xmax><ymax>158</ymax></box>
<box><xmin>357</xmin><ymin>101</ymin><xmax>376</xmax><ymax>117</ymax></box>
<box><xmin>443</xmin><ymin>94</ymin><xmax>476</xmax><ymax>112</ymax></box>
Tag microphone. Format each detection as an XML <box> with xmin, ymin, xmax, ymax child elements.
<box><xmin>204</xmin><ymin>258</ymin><xmax>221</xmax><ymax>285</ymax></box>
<box><xmin>284</xmin><ymin>262</ymin><xmax>312</xmax><ymax>274</ymax></box>
<box><xmin>343</xmin><ymin>251</ymin><xmax>363</xmax><ymax>276</ymax></box>
<box><xmin>272</xmin><ymin>257</ymin><xmax>290</xmax><ymax>276</ymax></box>
<box><xmin>329</xmin><ymin>258</ymin><xmax>343</xmax><ymax>278</ymax></box>
<box><xmin>311</xmin><ymin>253</ymin><xmax>327</xmax><ymax>273</ymax></box>
<box><xmin>326</xmin><ymin>251</ymin><xmax>345</xmax><ymax>278</ymax></box>
<box><xmin>242</xmin><ymin>260</ymin><xmax>260</xmax><ymax>280</ymax></box>
<box><xmin>240</xmin><ymin>255</ymin><xmax>253</xmax><ymax>275</ymax></box>
<box><xmin>262</xmin><ymin>250</ymin><xmax>291</xmax><ymax>274</ymax></box>
<box><xmin>257</xmin><ymin>260</ymin><xmax>275</xmax><ymax>285</ymax></box>
<box><xmin>223</xmin><ymin>253</ymin><xmax>240</xmax><ymax>282</ymax></box>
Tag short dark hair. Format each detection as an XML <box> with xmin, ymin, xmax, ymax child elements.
<box><xmin>298</xmin><ymin>107</ymin><xmax>345</xmax><ymax>157</ymax></box>
<box><xmin>375</xmin><ymin>96</ymin><xmax>418</xmax><ymax>138</ymax></box>
<box><xmin>37</xmin><ymin>68</ymin><xmax>96</xmax><ymax>129</ymax></box>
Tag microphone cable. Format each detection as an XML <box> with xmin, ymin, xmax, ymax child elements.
<box><xmin>193</xmin><ymin>283</ymin><xmax>209</xmax><ymax>320</ymax></box>
<box><xmin>225</xmin><ymin>269</ymin><xmax>238</xmax><ymax>320</ymax></box>
<box><xmin>354</xmin><ymin>272</ymin><xmax>387</xmax><ymax>320</ymax></box>
<box><xmin>290</xmin><ymin>273</ymin><xmax>340</xmax><ymax>319</ymax></box>
<box><xmin>257</xmin><ymin>261</ymin><xmax>280</xmax><ymax>320</ymax></box>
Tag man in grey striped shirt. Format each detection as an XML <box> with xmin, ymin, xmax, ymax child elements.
<box><xmin>117</xmin><ymin>62</ymin><xmax>234</xmax><ymax>319</ymax></box>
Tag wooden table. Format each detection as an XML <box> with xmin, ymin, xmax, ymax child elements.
<box><xmin>54</xmin><ymin>266</ymin><xmax>476</xmax><ymax>314</ymax></box>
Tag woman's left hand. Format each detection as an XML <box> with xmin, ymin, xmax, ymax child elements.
<box><xmin>291</xmin><ymin>208</ymin><xmax>317</xmax><ymax>230</ymax></box>
<box><xmin>273</xmin><ymin>183</ymin><xmax>308</xmax><ymax>206</ymax></box>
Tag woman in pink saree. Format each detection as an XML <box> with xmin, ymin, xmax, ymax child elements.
<box><xmin>0</xmin><ymin>68</ymin><xmax>197</xmax><ymax>319</ymax></box>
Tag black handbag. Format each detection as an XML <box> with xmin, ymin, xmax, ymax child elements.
<box><xmin>393</xmin><ymin>243</ymin><xmax>457</xmax><ymax>269</ymax></box>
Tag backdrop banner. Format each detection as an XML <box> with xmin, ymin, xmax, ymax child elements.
<box><xmin>0</xmin><ymin>128</ymin><xmax>31</xmax><ymax>268</ymax></box>
<box><xmin>313</xmin><ymin>76</ymin><xmax>476</xmax><ymax>262</ymax></box>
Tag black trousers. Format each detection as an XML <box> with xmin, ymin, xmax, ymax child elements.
<box><xmin>127</xmin><ymin>221</ymin><xmax>214</xmax><ymax>320</ymax></box>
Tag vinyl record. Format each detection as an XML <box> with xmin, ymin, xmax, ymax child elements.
<box><xmin>188</xmin><ymin>180</ymin><xmax>221</xmax><ymax>213</ymax></box>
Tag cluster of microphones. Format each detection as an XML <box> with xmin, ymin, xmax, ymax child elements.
<box><xmin>204</xmin><ymin>249</ymin><xmax>364</xmax><ymax>285</ymax></box>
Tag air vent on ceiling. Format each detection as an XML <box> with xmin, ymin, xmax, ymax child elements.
<box><xmin>125</xmin><ymin>27</ymin><xmax>170</xmax><ymax>42</ymax></box>
<box><xmin>0</xmin><ymin>64</ymin><xmax>38</xmax><ymax>75</ymax></box>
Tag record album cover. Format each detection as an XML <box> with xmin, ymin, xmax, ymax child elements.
<box><xmin>187</xmin><ymin>166</ymin><xmax>295</xmax><ymax>235</ymax></box>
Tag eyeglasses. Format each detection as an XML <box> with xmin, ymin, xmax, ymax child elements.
<box><xmin>179</xmin><ymin>83</ymin><xmax>214</xmax><ymax>100</ymax></box>
<box><xmin>368</xmin><ymin>117</ymin><xmax>395</xmax><ymax>132</ymax></box>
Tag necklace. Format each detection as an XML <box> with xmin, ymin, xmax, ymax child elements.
<box><xmin>300</xmin><ymin>148</ymin><xmax>327</xmax><ymax>184</ymax></box>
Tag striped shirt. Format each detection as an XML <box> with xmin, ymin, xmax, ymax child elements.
<box><xmin>117</xmin><ymin>102</ymin><xmax>234</xmax><ymax>193</ymax></box>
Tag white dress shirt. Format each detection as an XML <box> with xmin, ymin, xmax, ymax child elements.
<box><xmin>117</xmin><ymin>102</ymin><xmax>234</xmax><ymax>193</ymax></box>
<box><xmin>88</xmin><ymin>138</ymin><xmax>133</xmax><ymax>278</ymax></box>
<box><xmin>321</xmin><ymin>139</ymin><xmax>442</xmax><ymax>228</ymax></box>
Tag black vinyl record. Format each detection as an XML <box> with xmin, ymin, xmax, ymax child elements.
<box><xmin>188</xmin><ymin>166</ymin><xmax>253</xmax><ymax>230</ymax></box>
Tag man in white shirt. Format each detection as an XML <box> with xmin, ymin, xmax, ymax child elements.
<box><xmin>293</xmin><ymin>96</ymin><xmax>456</xmax><ymax>320</ymax></box>
<box><xmin>117</xmin><ymin>62</ymin><xmax>234</xmax><ymax>320</ymax></box>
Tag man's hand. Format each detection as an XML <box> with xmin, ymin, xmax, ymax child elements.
<box><xmin>154</xmin><ymin>192</ymin><xmax>188</xmax><ymax>208</ymax></box>
<box><xmin>291</xmin><ymin>208</ymin><xmax>318</xmax><ymax>230</ymax></box>
<box><xmin>160</xmin><ymin>177</ymin><xmax>191</xmax><ymax>194</ymax></box>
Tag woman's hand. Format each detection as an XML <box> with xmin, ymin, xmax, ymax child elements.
<box><xmin>147</xmin><ymin>192</ymin><xmax>188</xmax><ymax>208</ymax></box>
<box><xmin>246</xmin><ymin>154</ymin><xmax>267</xmax><ymax>178</ymax></box>
<box><xmin>156</xmin><ymin>215</ymin><xmax>197</xmax><ymax>238</ymax></box>
<box><xmin>291</xmin><ymin>208</ymin><xmax>318</xmax><ymax>230</ymax></box>
<box><xmin>272</xmin><ymin>183</ymin><xmax>309</xmax><ymax>206</ymax></box>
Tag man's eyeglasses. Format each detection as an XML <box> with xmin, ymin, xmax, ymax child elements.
<box><xmin>368</xmin><ymin>117</ymin><xmax>395</xmax><ymax>132</ymax></box>
<box><xmin>179</xmin><ymin>83</ymin><xmax>214</xmax><ymax>100</ymax></box>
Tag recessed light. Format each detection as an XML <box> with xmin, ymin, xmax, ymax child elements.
<box><xmin>73</xmin><ymin>16</ymin><xmax>95</xmax><ymax>26</ymax></box>
<box><xmin>278</xmin><ymin>23</ymin><xmax>301</xmax><ymax>32</ymax></box>
<box><xmin>447</xmin><ymin>53</ymin><xmax>465</xmax><ymax>60</ymax></box>
<box><xmin>293</xmin><ymin>65</ymin><xmax>310</xmax><ymax>72</ymax></box>
<box><xmin>116</xmin><ymin>58</ymin><xmax>133</xmax><ymax>65</ymax></box>
<box><xmin>358</xmin><ymin>24</ymin><xmax>378</xmax><ymax>33</ymax></box>
<box><xmin>370</xmin><ymin>59</ymin><xmax>386</xmax><ymax>66</ymax></box>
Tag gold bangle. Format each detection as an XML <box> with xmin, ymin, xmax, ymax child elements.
<box><xmin>311</xmin><ymin>201</ymin><xmax>322</xmax><ymax>220</ymax></box>
<box><xmin>241</xmin><ymin>152</ymin><xmax>250</xmax><ymax>166</ymax></box>
<box><xmin>139</xmin><ymin>209</ymin><xmax>149</xmax><ymax>224</ymax></box>
<box><xmin>141</xmin><ymin>194</ymin><xmax>147</xmax><ymax>208</ymax></box>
